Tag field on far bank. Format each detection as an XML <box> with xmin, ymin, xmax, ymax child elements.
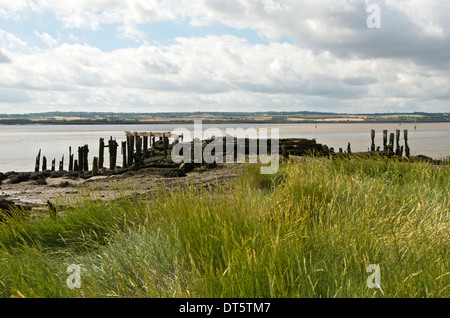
<box><xmin>0</xmin><ymin>157</ymin><xmax>448</xmax><ymax>298</ymax></box>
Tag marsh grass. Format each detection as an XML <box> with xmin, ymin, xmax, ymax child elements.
<box><xmin>0</xmin><ymin>157</ymin><xmax>448</xmax><ymax>298</ymax></box>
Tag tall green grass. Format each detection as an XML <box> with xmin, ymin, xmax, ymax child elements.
<box><xmin>0</xmin><ymin>157</ymin><xmax>448</xmax><ymax>298</ymax></box>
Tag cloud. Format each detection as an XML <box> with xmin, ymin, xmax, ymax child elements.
<box><xmin>0</xmin><ymin>29</ymin><xmax>29</xmax><ymax>52</ymax></box>
<box><xmin>0</xmin><ymin>87</ymin><xmax>30</xmax><ymax>103</ymax></box>
<box><xmin>0</xmin><ymin>50</ymin><xmax>11</xmax><ymax>63</ymax></box>
<box><xmin>0</xmin><ymin>1</ymin><xmax>449</xmax><ymax>113</ymax></box>
<box><xmin>0</xmin><ymin>34</ymin><xmax>448</xmax><ymax>113</ymax></box>
<box><xmin>116</xmin><ymin>23</ymin><xmax>146</xmax><ymax>41</ymax></box>
<box><xmin>68</xmin><ymin>33</ymin><xmax>81</xmax><ymax>43</ymax></box>
<box><xmin>2</xmin><ymin>1</ymin><xmax>448</xmax><ymax>63</ymax></box>
<box><xmin>34</xmin><ymin>31</ymin><xmax>58</xmax><ymax>47</ymax></box>
<box><xmin>342</xmin><ymin>76</ymin><xmax>378</xmax><ymax>86</ymax></box>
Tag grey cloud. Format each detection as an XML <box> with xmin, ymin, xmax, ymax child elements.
<box><xmin>342</xmin><ymin>76</ymin><xmax>378</xmax><ymax>86</ymax></box>
<box><xmin>186</xmin><ymin>1</ymin><xmax>450</xmax><ymax>70</ymax></box>
<box><xmin>0</xmin><ymin>88</ymin><xmax>30</xmax><ymax>103</ymax></box>
<box><xmin>0</xmin><ymin>50</ymin><xmax>11</xmax><ymax>63</ymax></box>
<box><xmin>276</xmin><ymin>2</ymin><xmax>449</xmax><ymax>70</ymax></box>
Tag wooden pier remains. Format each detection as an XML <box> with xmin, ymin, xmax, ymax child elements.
<box><xmin>124</xmin><ymin>131</ymin><xmax>182</xmax><ymax>165</ymax></box>
<box><xmin>31</xmin><ymin>128</ymin><xmax>413</xmax><ymax>175</ymax></box>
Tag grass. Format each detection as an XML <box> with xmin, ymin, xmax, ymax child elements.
<box><xmin>0</xmin><ymin>156</ymin><xmax>448</xmax><ymax>298</ymax></box>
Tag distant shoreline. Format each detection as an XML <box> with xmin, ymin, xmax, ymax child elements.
<box><xmin>0</xmin><ymin>111</ymin><xmax>448</xmax><ymax>125</ymax></box>
<box><xmin>1</xmin><ymin>119</ymin><xmax>449</xmax><ymax>125</ymax></box>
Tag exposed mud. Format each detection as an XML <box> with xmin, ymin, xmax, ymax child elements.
<box><xmin>0</xmin><ymin>156</ymin><xmax>243</xmax><ymax>212</ymax></box>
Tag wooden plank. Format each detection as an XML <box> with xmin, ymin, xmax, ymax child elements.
<box><xmin>389</xmin><ymin>133</ymin><xmax>395</xmax><ymax>153</ymax></box>
<box><xmin>136</xmin><ymin>135</ymin><xmax>142</xmax><ymax>157</ymax></box>
<box><xmin>108</xmin><ymin>137</ymin><xmax>118</xmax><ymax>170</ymax></box>
<box><xmin>370</xmin><ymin>129</ymin><xmax>375</xmax><ymax>152</ymax></box>
<box><xmin>35</xmin><ymin>149</ymin><xmax>41</xmax><ymax>172</ymax></box>
<box><xmin>127</xmin><ymin>135</ymin><xmax>134</xmax><ymax>167</ymax></box>
<box><xmin>383</xmin><ymin>130</ymin><xmax>388</xmax><ymax>152</ymax></box>
<box><xmin>83</xmin><ymin>145</ymin><xmax>89</xmax><ymax>171</ymax></box>
<box><xmin>124</xmin><ymin>131</ymin><xmax>182</xmax><ymax>139</ymax></box>
<box><xmin>42</xmin><ymin>156</ymin><xmax>47</xmax><ymax>171</ymax></box>
<box><xmin>78</xmin><ymin>146</ymin><xmax>83</xmax><ymax>172</ymax></box>
<box><xmin>404</xmin><ymin>129</ymin><xmax>410</xmax><ymax>157</ymax></box>
<box><xmin>143</xmin><ymin>135</ymin><xmax>148</xmax><ymax>152</ymax></box>
<box><xmin>69</xmin><ymin>147</ymin><xmax>73</xmax><ymax>171</ymax></box>
<box><xmin>163</xmin><ymin>133</ymin><xmax>167</xmax><ymax>158</ymax></box>
<box><xmin>59</xmin><ymin>155</ymin><xmax>64</xmax><ymax>171</ymax></box>
<box><xmin>396</xmin><ymin>129</ymin><xmax>401</xmax><ymax>155</ymax></box>
<box><xmin>99</xmin><ymin>138</ymin><xmax>105</xmax><ymax>169</ymax></box>
<box><xmin>121</xmin><ymin>141</ymin><xmax>127</xmax><ymax>168</ymax></box>
<box><xmin>92</xmin><ymin>157</ymin><xmax>98</xmax><ymax>176</ymax></box>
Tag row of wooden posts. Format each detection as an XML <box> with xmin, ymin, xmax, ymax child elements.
<box><xmin>309</xmin><ymin>129</ymin><xmax>411</xmax><ymax>157</ymax></box>
<box><xmin>35</xmin><ymin>132</ymin><xmax>180</xmax><ymax>174</ymax></box>
<box><xmin>33</xmin><ymin>129</ymin><xmax>411</xmax><ymax>173</ymax></box>
<box><xmin>370</xmin><ymin>129</ymin><xmax>410</xmax><ymax>157</ymax></box>
<box><xmin>327</xmin><ymin>129</ymin><xmax>410</xmax><ymax>156</ymax></box>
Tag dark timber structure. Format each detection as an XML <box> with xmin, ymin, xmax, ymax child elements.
<box><xmin>30</xmin><ymin>129</ymin><xmax>414</xmax><ymax>175</ymax></box>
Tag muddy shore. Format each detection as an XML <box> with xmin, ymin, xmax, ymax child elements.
<box><xmin>0</xmin><ymin>154</ymin><xmax>245</xmax><ymax>215</ymax></box>
<box><xmin>1</xmin><ymin>136</ymin><xmax>443</xmax><ymax>215</ymax></box>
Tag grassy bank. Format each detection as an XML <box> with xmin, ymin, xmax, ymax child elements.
<box><xmin>0</xmin><ymin>157</ymin><xmax>448</xmax><ymax>298</ymax></box>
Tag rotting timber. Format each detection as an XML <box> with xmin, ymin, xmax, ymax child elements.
<box><xmin>12</xmin><ymin>136</ymin><xmax>330</xmax><ymax>185</ymax></box>
<box><xmin>1</xmin><ymin>129</ymin><xmax>447</xmax><ymax>219</ymax></box>
<box><xmin>5</xmin><ymin>128</ymin><xmax>445</xmax><ymax>189</ymax></box>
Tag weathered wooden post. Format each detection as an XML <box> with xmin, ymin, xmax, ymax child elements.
<box><xmin>150</xmin><ymin>133</ymin><xmax>155</xmax><ymax>157</ymax></box>
<box><xmin>108</xmin><ymin>137</ymin><xmax>118</xmax><ymax>170</ymax></box>
<box><xmin>35</xmin><ymin>149</ymin><xmax>41</xmax><ymax>172</ymax></box>
<box><xmin>92</xmin><ymin>157</ymin><xmax>98</xmax><ymax>176</ymax></box>
<box><xmin>121</xmin><ymin>141</ymin><xmax>127</xmax><ymax>168</ymax></box>
<box><xmin>163</xmin><ymin>133</ymin><xmax>168</xmax><ymax>158</ymax></box>
<box><xmin>136</xmin><ymin>135</ymin><xmax>142</xmax><ymax>158</ymax></box>
<box><xmin>383</xmin><ymin>130</ymin><xmax>388</xmax><ymax>152</ymax></box>
<box><xmin>78</xmin><ymin>146</ymin><xmax>83</xmax><ymax>172</ymax></box>
<box><xmin>74</xmin><ymin>160</ymin><xmax>79</xmax><ymax>172</ymax></box>
<box><xmin>389</xmin><ymin>133</ymin><xmax>395</xmax><ymax>153</ymax></box>
<box><xmin>69</xmin><ymin>147</ymin><xmax>73</xmax><ymax>171</ymax></box>
<box><xmin>59</xmin><ymin>155</ymin><xmax>64</xmax><ymax>171</ymax></box>
<box><xmin>127</xmin><ymin>134</ymin><xmax>134</xmax><ymax>167</ymax></box>
<box><xmin>395</xmin><ymin>129</ymin><xmax>401</xmax><ymax>156</ymax></box>
<box><xmin>42</xmin><ymin>156</ymin><xmax>47</xmax><ymax>171</ymax></box>
<box><xmin>371</xmin><ymin>129</ymin><xmax>376</xmax><ymax>152</ymax></box>
<box><xmin>133</xmin><ymin>136</ymin><xmax>144</xmax><ymax>170</ymax></box>
<box><xmin>99</xmin><ymin>138</ymin><xmax>105</xmax><ymax>169</ymax></box>
<box><xmin>404</xmin><ymin>129</ymin><xmax>410</xmax><ymax>157</ymax></box>
<box><xmin>51</xmin><ymin>159</ymin><xmax>56</xmax><ymax>171</ymax></box>
<box><xmin>83</xmin><ymin>145</ymin><xmax>89</xmax><ymax>171</ymax></box>
<box><xmin>143</xmin><ymin>135</ymin><xmax>148</xmax><ymax>153</ymax></box>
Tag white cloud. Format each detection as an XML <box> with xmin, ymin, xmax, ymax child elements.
<box><xmin>116</xmin><ymin>23</ymin><xmax>146</xmax><ymax>41</ymax></box>
<box><xmin>0</xmin><ymin>34</ymin><xmax>448</xmax><ymax>113</ymax></box>
<box><xmin>0</xmin><ymin>1</ymin><xmax>449</xmax><ymax>113</ymax></box>
<box><xmin>0</xmin><ymin>50</ymin><xmax>11</xmax><ymax>63</ymax></box>
<box><xmin>68</xmin><ymin>33</ymin><xmax>81</xmax><ymax>43</ymax></box>
<box><xmin>34</xmin><ymin>31</ymin><xmax>58</xmax><ymax>47</ymax></box>
<box><xmin>0</xmin><ymin>29</ymin><xmax>29</xmax><ymax>52</ymax></box>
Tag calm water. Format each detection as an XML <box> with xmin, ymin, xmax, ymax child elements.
<box><xmin>0</xmin><ymin>122</ymin><xmax>449</xmax><ymax>173</ymax></box>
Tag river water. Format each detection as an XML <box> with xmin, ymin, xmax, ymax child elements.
<box><xmin>0</xmin><ymin>122</ymin><xmax>449</xmax><ymax>173</ymax></box>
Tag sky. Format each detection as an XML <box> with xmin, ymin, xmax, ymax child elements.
<box><xmin>0</xmin><ymin>0</ymin><xmax>449</xmax><ymax>114</ymax></box>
